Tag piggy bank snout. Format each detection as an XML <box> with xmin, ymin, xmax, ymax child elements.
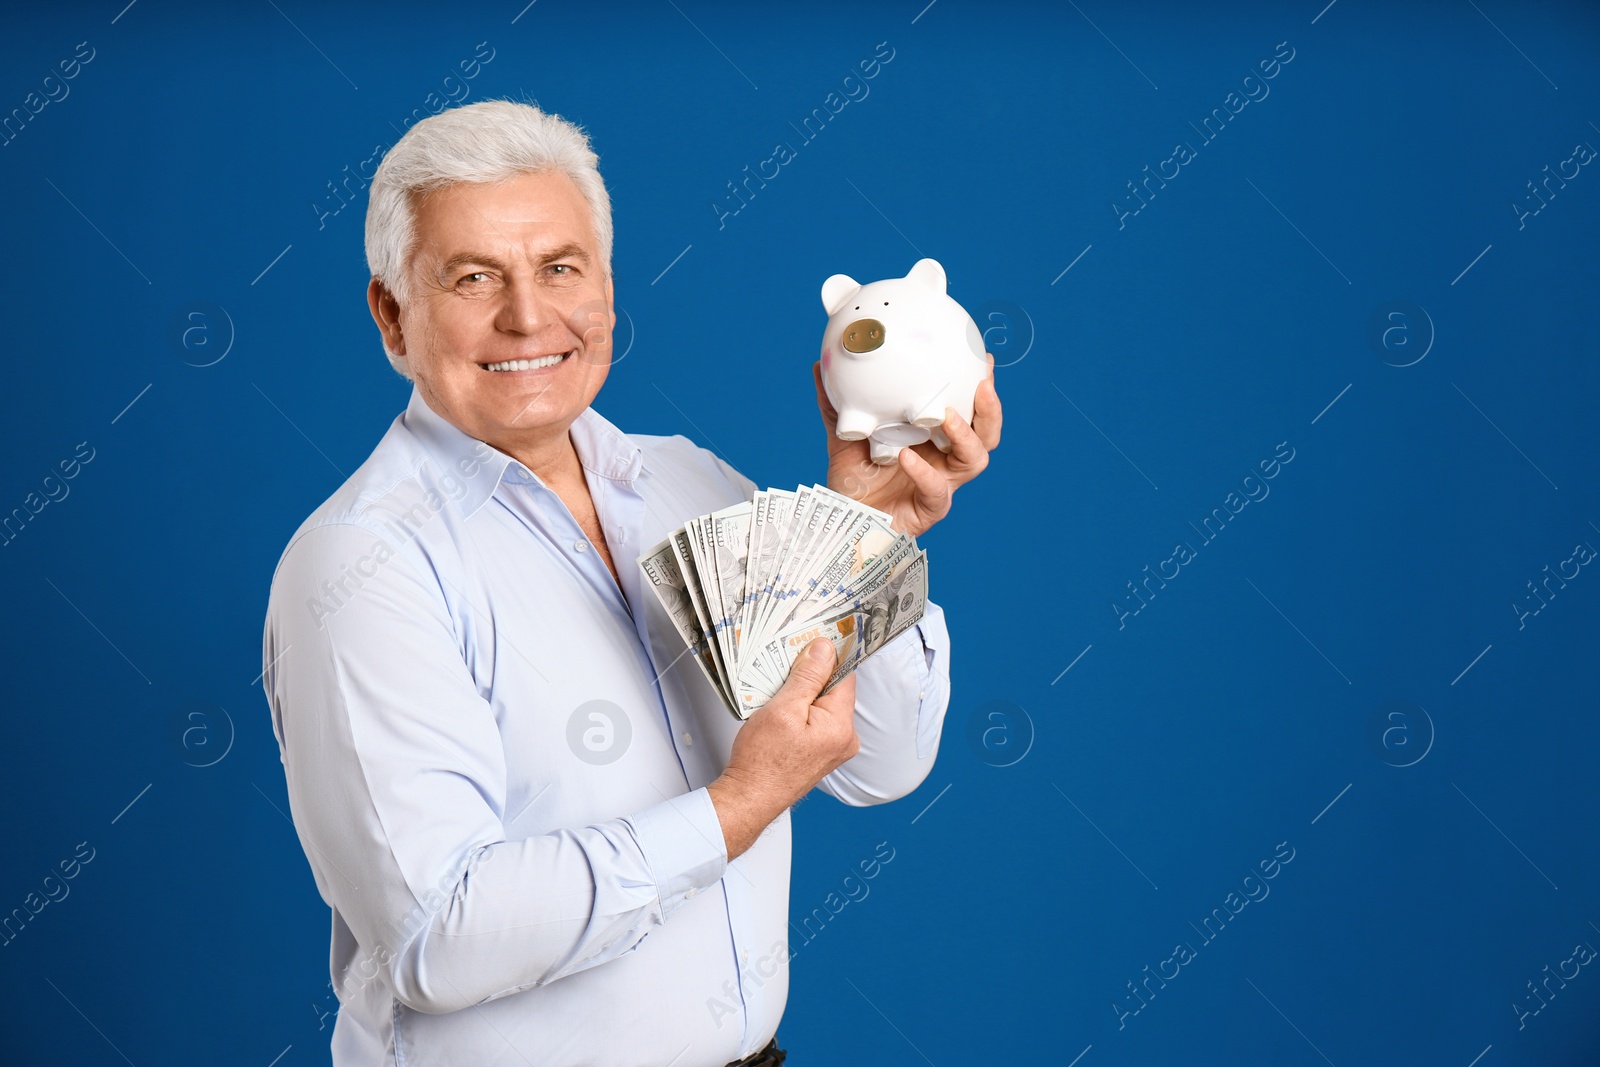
<box><xmin>841</xmin><ymin>318</ymin><xmax>886</xmax><ymax>354</ymax></box>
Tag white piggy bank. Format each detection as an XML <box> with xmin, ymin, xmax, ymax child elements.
<box><xmin>819</xmin><ymin>258</ymin><xmax>988</xmax><ymax>465</ymax></box>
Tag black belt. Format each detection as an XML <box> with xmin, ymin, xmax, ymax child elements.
<box><xmin>723</xmin><ymin>1037</ymin><xmax>786</xmax><ymax>1067</ymax></box>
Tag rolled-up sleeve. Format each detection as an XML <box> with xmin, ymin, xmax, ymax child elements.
<box><xmin>261</xmin><ymin>521</ymin><xmax>727</xmax><ymax>1015</ymax></box>
<box><xmin>816</xmin><ymin>598</ymin><xmax>951</xmax><ymax>806</ymax></box>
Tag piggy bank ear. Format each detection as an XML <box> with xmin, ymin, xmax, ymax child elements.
<box><xmin>905</xmin><ymin>258</ymin><xmax>947</xmax><ymax>293</ymax></box>
<box><xmin>821</xmin><ymin>274</ymin><xmax>860</xmax><ymax>316</ymax></box>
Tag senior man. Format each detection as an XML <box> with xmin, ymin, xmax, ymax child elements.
<box><xmin>262</xmin><ymin>98</ymin><xmax>999</xmax><ymax>1066</ymax></box>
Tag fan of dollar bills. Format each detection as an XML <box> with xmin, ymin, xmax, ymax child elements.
<box><xmin>638</xmin><ymin>484</ymin><xmax>929</xmax><ymax>720</ymax></box>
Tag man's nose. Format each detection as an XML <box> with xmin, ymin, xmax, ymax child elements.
<box><xmin>842</xmin><ymin>318</ymin><xmax>886</xmax><ymax>353</ymax></box>
<box><xmin>497</xmin><ymin>279</ymin><xmax>564</xmax><ymax>336</ymax></box>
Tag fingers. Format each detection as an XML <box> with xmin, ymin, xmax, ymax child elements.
<box><xmin>939</xmin><ymin>404</ymin><xmax>990</xmax><ymax>479</ymax></box>
<box><xmin>812</xmin><ymin>672</ymin><xmax>860</xmax><ymax>758</ymax></box>
<box><xmin>813</xmin><ymin>670</ymin><xmax>857</xmax><ymax>718</ymax></box>
<box><xmin>775</xmin><ymin>637</ymin><xmax>838</xmax><ymax>711</ymax></box>
<box><xmin>972</xmin><ymin>353</ymin><xmax>1003</xmax><ymax>451</ymax></box>
<box><xmin>779</xmin><ymin>639</ymin><xmax>856</xmax><ymax>755</ymax></box>
<box><xmin>897</xmin><ymin>444</ymin><xmax>951</xmax><ymax>529</ymax></box>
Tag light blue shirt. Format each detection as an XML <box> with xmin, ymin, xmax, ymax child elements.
<box><xmin>261</xmin><ymin>386</ymin><xmax>951</xmax><ymax>1066</ymax></box>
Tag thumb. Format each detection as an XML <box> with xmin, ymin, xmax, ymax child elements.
<box><xmin>776</xmin><ymin>637</ymin><xmax>837</xmax><ymax>704</ymax></box>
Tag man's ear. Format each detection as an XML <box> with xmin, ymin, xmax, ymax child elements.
<box><xmin>606</xmin><ymin>272</ymin><xmax>616</xmax><ymax>329</ymax></box>
<box><xmin>367</xmin><ymin>278</ymin><xmax>406</xmax><ymax>358</ymax></box>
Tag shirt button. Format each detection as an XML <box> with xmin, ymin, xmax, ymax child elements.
<box><xmin>573</xmin><ymin>540</ymin><xmax>589</xmax><ymax>553</ymax></box>
<box><xmin>919</xmin><ymin>690</ymin><xmax>926</xmax><ymax>700</ymax></box>
<box><xmin>686</xmin><ymin>887</ymin><xmax>697</xmax><ymax>899</ymax></box>
<box><xmin>682</xmin><ymin>731</ymin><xmax>693</xmax><ymax>747</ymax></box>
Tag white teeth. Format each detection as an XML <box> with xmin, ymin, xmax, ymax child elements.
<box><xmin>484</xmin><ymin>351</ymin><xmax>572</xmax><ymax>372</ymax></box>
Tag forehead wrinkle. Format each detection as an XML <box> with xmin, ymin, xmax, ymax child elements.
<box><xmin>415</xmin><ymin>174</ymin><xmax>599</xmax><ymax>281</ymax></box>
<box><xmin>456</xmin><ymin>187</ymin><xmax>518</xmax><ymax>255</ymax></box>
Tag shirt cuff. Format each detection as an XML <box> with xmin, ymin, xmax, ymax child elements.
<box><xmin>626</xmin><ymin>786</ymin><xmax>728</xmax><ymax>920</ymax></box>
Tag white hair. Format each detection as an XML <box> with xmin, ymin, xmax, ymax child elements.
<box><xmin>364</xmin><ymin>98</ymin><xmax>614</xmax><ymax>378</ymax></box>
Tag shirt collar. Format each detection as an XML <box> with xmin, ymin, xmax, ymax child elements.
<box><xmin>400</xmin><ymin>385</ymin><xmax>644</xmax><ymax>519</ymax></box>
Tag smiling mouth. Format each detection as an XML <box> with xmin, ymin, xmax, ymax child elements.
<box><xmin>481</xmin><ymin>350</ymin><xmax>576</xmax><ymax>372</ymax></box>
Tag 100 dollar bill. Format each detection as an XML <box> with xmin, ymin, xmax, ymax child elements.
<box><xmin>637</xmin><ymin>485</ymin><xmax>928</xmax><ymax>720</ymax></box>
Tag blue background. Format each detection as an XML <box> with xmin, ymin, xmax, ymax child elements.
<box><xmin>2</xmin><ymin>1</ymin><xmax>1597</xmax><ymax>1064</ymax></box>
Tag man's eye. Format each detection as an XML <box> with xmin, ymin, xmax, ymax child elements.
<box><xmin>549</xmin><ymin>264</ymin><xmax>574</xmax><ymax>275</ymax></box>
<box><xmin>461</xmin><ymin>272</ymin><xmax>490</xmax><ymax>284</ymax></box>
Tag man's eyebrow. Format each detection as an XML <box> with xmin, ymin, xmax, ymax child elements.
<box><xmin>537</xmin><ymin>243</ymin><xmax>591</xmax><ymax>267</ymax></box>
<box><xmin>436</xmin><ymin>244</ymin><xmax>591</xmax><ymax>277</ymax></box>
<box><xmin>437</xmin><ymin>252</ymin><xmax>510</xmax><ymax>277</ymax></box>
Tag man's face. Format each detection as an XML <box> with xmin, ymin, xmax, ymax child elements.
<box><xmin>371</xmin><ymin>168</ymin><xmax>615</xmax><ymax>457</ymax></box>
